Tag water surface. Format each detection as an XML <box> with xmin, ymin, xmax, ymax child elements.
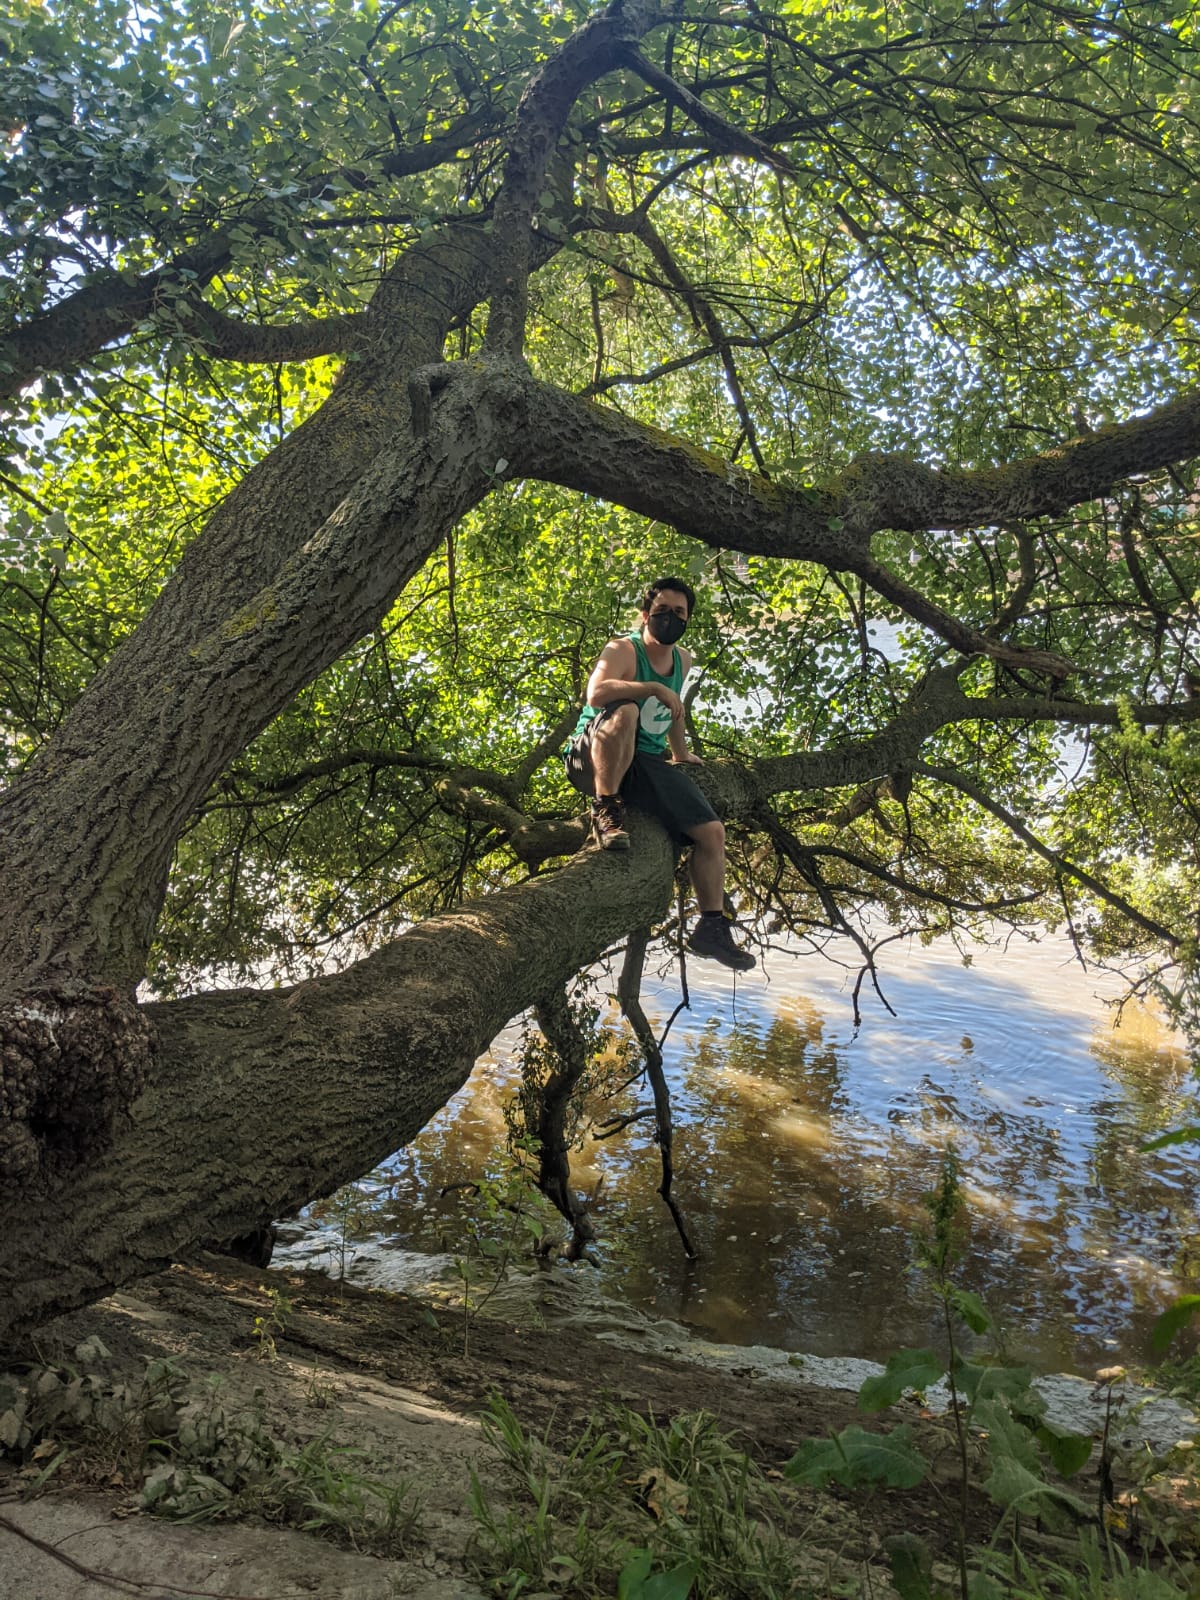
<box><xmin>281</xmin><ymin>931</ymin><xmax>1199</xmax><ymax>1376</ymax></box>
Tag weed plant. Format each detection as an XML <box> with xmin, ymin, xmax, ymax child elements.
<box><xmin>786</xmin><ymin>1146</ymin><xmax>1198</xmax><ymax>1600</ymax></box>
<box><xmin>0</xmin><ymin>1340</ymin><xmax>420</xmax><ymax>1556</ymax></box>
<box><xmin>445</xmin><ymin>1138</ymin><xmax>557</xmax><ymax>1354</ymax></box>
<box><xmin>468</xmin><ymin>1393</ymin><xmax>800</xmax><ymax>1599</ymax></box>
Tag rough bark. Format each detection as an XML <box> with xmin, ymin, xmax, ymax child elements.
<box><xmin>0</xmin><ymin>818</ymin><xmax>676</xmax><ymax>1345</ymax></box>
<box><xmin>518</xmin><ymin>380</ymin><xmax>1200</xmax><ymax>549</ymax></box>
<box><xmin>3</xmin><ymin>0</ymin><xmax>1199</xmax><ymax>1344</ymax></box>
<box><xmin>0</xmin><ymin>351</ymin><xmax>522</xmax><ymax>994</ymax></box>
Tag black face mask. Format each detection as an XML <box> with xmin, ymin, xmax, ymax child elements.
<box><xmin>646</xmin><ymin>610</ymin><xmax>687</xmax><ymax>646</ymax></box>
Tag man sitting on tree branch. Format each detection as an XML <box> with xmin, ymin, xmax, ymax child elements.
<box><xmin>566</xmin><ymin>577</ymin><xmax>755</xmax><ymax>973</ymax></box>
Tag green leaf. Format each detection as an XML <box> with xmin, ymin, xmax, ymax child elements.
<box><xmin>884</xmin><ymin>1532</ymin><xmax>934</xmax><ymax>1600</ymax></box>
<box><xmin>974</xmin><ymin>1397</ymin><xmax>1042</xmax><ymax>1476</ymax></box>
<box><xmin>955</xmin><ymin>1361</ymin><xmax>1035</xmax><ymax>1407</ymax></box>
<box><xmin>976</xmin><ymin>1397</ymin><xmax>1089</xmax><ymax>1518</ymax></box>
<box><xmin>984</xmin><ymin>1451</ymin><xmax>1089</xmax><ymax>1519</ymax></box>
<box><xmin>1151</xmin><ymin>1295</ymin><xmax>1200</xmax><ymax>1353</ymax></box>
<box><xmin>618</xmin><ymin>1550</ymin><xmax>697</xmax><ymax>1600</ymax></box>
<box><xmin>858</xmin><ymin>1348</ymin><xmax>945</xmax><ymax>1413</ymax></box>
<box><xmin>1036</xmin><ymin>1421</ymin><xmax>1092</xmax><ymax>1478</ymax></box>
<box><xmin>785</xmin><ymin>1424</ymin><xmax>928</xmax><ymax>1490</ymax></box>
<box><xmin>950</xmin><ymin>1288</ymin><xmax>991</xmax><ymax>1335</ymax></box>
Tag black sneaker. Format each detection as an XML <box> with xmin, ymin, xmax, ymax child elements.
<box><xmin>688</xmin><ymin>913</ymin><xmax>755</xmax><ymax>971</ymax></box>
<box><xmin>591</xmin><ymin>794</ymin><xmax>630</xmax><ymax>851</ymax></box>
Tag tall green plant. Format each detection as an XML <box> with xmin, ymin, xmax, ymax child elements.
<box><xmin>786</xmin><ymin>1146</ymin><xmax>1093</xmax><ymax>1600</ymax></box>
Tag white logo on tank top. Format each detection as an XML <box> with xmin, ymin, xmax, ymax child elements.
<box><xmin>640</xmin><ymin>697</ymin><xmax>672</xmax><ymax>737</ymax></box>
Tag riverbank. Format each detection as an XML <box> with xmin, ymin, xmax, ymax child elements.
<box><xmin>2</xmin><ymin>1255</ymin><xmax>1198</xmax><ymax>1599</ymax></box>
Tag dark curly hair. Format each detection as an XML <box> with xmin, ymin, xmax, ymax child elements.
<box><xmin>640</xmin><ymin>576</ymin><xmax>696</xmax><ymax>617</ymax></box>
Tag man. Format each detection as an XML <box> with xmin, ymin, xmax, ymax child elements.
<box><xmin>565</xmin><ymin>577</ymin><xmax>755</xmax><ymax>972</ymax></box>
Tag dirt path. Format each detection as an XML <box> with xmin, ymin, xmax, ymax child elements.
<box><xmin>0</xmin><ymin>1256</ymin><xmax>1182</xmax><ymax>1599</ymax></box>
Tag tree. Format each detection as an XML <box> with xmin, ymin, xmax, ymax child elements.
<box><xmin>1</xmin><ymin>0</ymin><xmax>1199</xmax><ymax>1341</ymax></box>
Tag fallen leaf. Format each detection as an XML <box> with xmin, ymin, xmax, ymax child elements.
<box><xmin>635</xmin><ymin>1468</ymin><xmax>689</xmax><ymax>1521</ymax></box>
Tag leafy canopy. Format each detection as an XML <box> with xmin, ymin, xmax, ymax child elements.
<box><xmin>2</xmin><ymin>0</ymin><xmax>1199</xmax><ymax>1021</ymax></box>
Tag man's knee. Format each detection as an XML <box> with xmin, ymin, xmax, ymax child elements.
<box><xmin>608</xmin><ymin>701</ymin><xmax>640</xmax><ymax>729</ymax></box>
<box><xmin>688</xmin><ymin>818</ymin><xmax>725</xmax><ymax>849</ymax></box>
<box><xmin>595</xmin><ymin>702</ymin><xmax>639</xmax><ymax>739</ymax></box>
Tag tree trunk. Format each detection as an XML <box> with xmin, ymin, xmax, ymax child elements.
<box><xmin>0</xmin><ymin>820</ymin><xmax>676</xmax><ymax>1346</ymax></box>
<box><xmin>0</xmin><ymin>354</ymin><xmax>530</xmax><ymax>1187</ymax></box>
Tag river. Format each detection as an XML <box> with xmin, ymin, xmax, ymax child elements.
<box><xmin>276</xmin><ymin>929</ymin><xmax>1200</xmax><ymax>1378</ymax></box>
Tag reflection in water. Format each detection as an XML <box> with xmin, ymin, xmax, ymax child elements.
<box><xmin>289</xmin><ymin>933</ymin><xmax>1200</xmax><ymax>1376</ymax></box>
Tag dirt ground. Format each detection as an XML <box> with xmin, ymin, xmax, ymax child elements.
<box><xmin>0</xmin><ymin>1256</ymin><xmax>1186</xmax><ymax>1599</ymax></box>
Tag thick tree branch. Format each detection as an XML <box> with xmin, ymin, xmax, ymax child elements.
<box><xmin>0</xmin><ymin>816</ymin><xmax>679</xmax><ymax>1340</ymax></box>
<box><xmin>951</xmin><ymin>694</ymin><xmax>1200</xmax><ymax>729</ymax></box>
<box><xmin>517</xmin><ymin>377</ymin><xmax>1200</xmax><ymax>551</ymax></box>
<box><xmin>516</xmin><ymin>377</ymin><xmax>1200</xmax><ymax>673</ymax></box>
<box><xmin>0</xmin><ymin>356</ymin><xmax>524</xmax><ymax>994</ymax></box>
<box><xmin>0</xmin><ymin>241</ymin><xmax>231</xmax><ymax>405</ymax></box>
<box><xmin>484</xmin><ymin>0</ymin><xmax>663</xmax><ymax>355</ymax></box>
<box><xmin>170</xmin><ymin>297</ymin><xmax>368</xmax><ymax>364</ymax></box>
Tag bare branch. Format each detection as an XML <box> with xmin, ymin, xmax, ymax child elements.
<box><xmin>513</xmin><ymin>706</ymin><xmax>582</xmax><ymax>790</ymax></box>
<box><xmin>618</xmin><ymin>45</ymin><xmax>795</xmax><ymax>176</ymax></box>
<box><xmin>633</xmin><ymin>215</ymin><xmax>769</xmax><ymax>472</ymax></box>
<box><xmin>617</xmin><ymin>928</ymin><xmax>696</xmax><ymax>1259</ymax></box>
<box><xmin>987</xmin><ymin>524</ymin><xmax>1040</xmax><ymax>637</ymax></box>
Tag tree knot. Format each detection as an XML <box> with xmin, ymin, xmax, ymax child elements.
<box><xmin>0</xmin><ymin>985</ymin><xmax>157</xmax><ymax>1189</ymax></box>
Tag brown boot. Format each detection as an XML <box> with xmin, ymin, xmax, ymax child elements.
<box><xmin>687</xmin><ymin>912</ymin><xmax>755</xmax><ymax>971</ymax></box>
<box><xmin>591</xmin><ymin>794</ymin><xmax>630</xmax><ymax>850</ymax></box>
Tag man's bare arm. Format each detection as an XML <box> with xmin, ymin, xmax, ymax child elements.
<box><xmin>587</xmin><ymin>639</ymin><xmax>683</xmax><ymax>719</ymax></box>
<box><xmin>668</xmin><ymin>647</ymin><xmax>701</xmax><ymax>762</ymax></box>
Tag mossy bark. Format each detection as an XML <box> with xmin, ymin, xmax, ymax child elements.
<box><xmin>0</xmin><ymin>821</ymin><xmax>675</xmax><ymax>1345</ymax></box>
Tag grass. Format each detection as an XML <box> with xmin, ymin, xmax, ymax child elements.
<box><xmin>468</xmin><ymin>1394</ymin><xmax>807</xmax><ymax>1599</ymax></box>
<box><xmin>466</xmin><ymin>1373</ymin><xmax>1200</xmax><ymax>1600</ymax></box>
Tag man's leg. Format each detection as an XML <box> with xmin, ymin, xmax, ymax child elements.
<box><xmin>685</xmin><ymin>819</ymin><xmax>726</xmax><ymax>914</ymax></box>
<box><xmin>589</xmin><ymin>702</ymin><xmax>638</xmax><ymax>795</ymax></box>
<box><xmin>684</xmin><ymin>817</ymin><xmax>755</xmax><ymax>971</ymax></box>
<box><xmin>586</xmin><ymin>703</ymin><xmax>638</xmax><ymax>850</ymax></box>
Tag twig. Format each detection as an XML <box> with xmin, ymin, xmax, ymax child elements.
<box><xmin>592</xmin><ymin>1107</ymin><xmax>657</xmax><ymax>1139</ymax></box>
<box><xmin>0</xmin><ymin>1511</ymin><xmax>277</xmax><ymax>1599</ymax></box>
<box><xmin>617</xmin><ymin>928</ymin><xmax>697</xmax><ymax>1259</ymax></box>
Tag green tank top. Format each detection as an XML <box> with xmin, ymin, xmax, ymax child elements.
<box><xmin>573</xmin><ymin>631</ymin><xmax>684</xmax><ymax>755</ymax></box>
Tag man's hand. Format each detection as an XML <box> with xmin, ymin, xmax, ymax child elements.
<box><xmin>653</xmin><ymin>687</ymin><xmax>685</xmax><ymax>722</ymax></box>
<box><xmin>671</xmin><ymin>751</ymin><xmax>704</xmax><ymax>766</ymax></box>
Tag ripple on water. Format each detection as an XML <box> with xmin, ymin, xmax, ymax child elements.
<box><xmin>274</xmin><ymin>930</ymin><xmax>1199</xmax><ymax>1377</ymax></box>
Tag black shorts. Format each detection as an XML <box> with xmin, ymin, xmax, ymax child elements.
<box><xmin>564</xmin><ymin>703</ymin><xmax>719</xmax><ymax>843</ymax></box>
